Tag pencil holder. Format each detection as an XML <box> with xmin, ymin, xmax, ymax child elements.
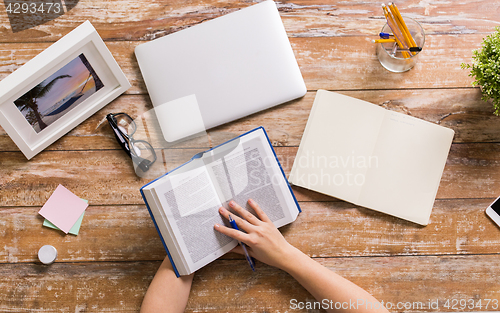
<box><xmin>376</xmin><ymin>17</ymin><xmax>425</xmax><ymax>72</ymax></box>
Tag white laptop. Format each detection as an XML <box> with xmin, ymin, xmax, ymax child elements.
<box><xmin>135</xmin><ymin>0</ymin><xmax>306</xmax><ymax>142</ymax></box>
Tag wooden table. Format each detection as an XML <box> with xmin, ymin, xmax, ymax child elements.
<box><xmin>1</xmin><ymin>0</ymin><xmax>500</xmax><ymax>312</ymax></box>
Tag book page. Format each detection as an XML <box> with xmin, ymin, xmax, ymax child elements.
<box><xmin>289</xmin><ymin>90</ymin><xmax>386</xmax><ymax>204</ymax></box>
<box><xmin>358</xmin><ymin>111</ymin><xmax>454</xmax><ymax>225</ymax></box>
<box><xmin>143</xmin><ymin>188</ymin><xmax>189</xmax><ymax>274</ymax></box>
<box><xmin>204</xmin><ymin>129</ymin><xmax>298</xmax><ymax>227</ymax></box>
<box><xmin>154</xmin><ymin>160</ymin><xmax>237</xmax><ymax>273</ymax></box>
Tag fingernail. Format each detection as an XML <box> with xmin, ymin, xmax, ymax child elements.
<box><xmin>219</xmin><ymin>207</ymin><xmax>224</xmax><ymax>213</ymax></box>
<box><xmin>229</xmin><ymin>201</ymin><xmax>235</xmax><ymax>207</ymax></box>
<box><xmin>248</xmin><ymin>198</ymin><xmax>254</xmax><ymax>204</ymax></box>
<box><xmin>214</xmin><ymin>224</ymin><xmax>220</xmax><ymax>229</ymax></box>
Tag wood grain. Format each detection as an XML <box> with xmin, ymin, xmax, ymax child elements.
<box><xmin>0</xmin><ymin>261</ymin><xmax>153</xmax><ymax>312</ymax></box>
<box><xmin>2</xmin><ymin>140</ymin><xmax>500</xmax><ymax>206</ymax></box>
<box><xmin>0</xmin><ymin>0</ymin><xmax>498</xmax><ymax>43</ymax></box>
<box><xmin>1</xmin><ymin>255</ymin><xmax>500</xmax><ymax>312</ymax></box>
<box><xmin>0</xmin><ymin>35</ymin><xmax>478</xmax><ymax>95</ymax></box>
<box><xmin>1</xmin><ymin>0</ymin><xmax>500</xmax><ymax>311</ymax></box>
<box><xmin>0</xmin><ymin>199</ymin><xmax>499</xmax><ymax>264</ymax></box>
<box><xmin>0</xmin><ymin>87</ymin><xmax>495</xmax><ymax>153</ymax></box>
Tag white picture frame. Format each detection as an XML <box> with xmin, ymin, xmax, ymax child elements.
<box><xmin>0</xmin><ymin>21</ymin><xmax>131</xmax><ymax>159</ymax></box>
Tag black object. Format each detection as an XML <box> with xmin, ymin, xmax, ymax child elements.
<box><xmin>106</xmin><ymin>113</ymin><xmax>157</xmax><ymax>172</ymax></box>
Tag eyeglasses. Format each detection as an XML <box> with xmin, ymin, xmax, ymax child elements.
<box><xmin>106</xmin><ymin>113</ymin><xmax>157</xmax><ymax>172</ymax></box>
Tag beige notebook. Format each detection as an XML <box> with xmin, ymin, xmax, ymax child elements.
<box><xmin>289</xmin><ymin>90</ymin><xmax>454</xmax><ymax>225</ymax></box>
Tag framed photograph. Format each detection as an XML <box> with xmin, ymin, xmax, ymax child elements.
<box><xmin>0</xmin><ymin>21</ymin><xmax>131</xmax><ymax>159</ymax></box>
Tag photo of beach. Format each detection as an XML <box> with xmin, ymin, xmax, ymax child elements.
<box><xmin>14</xmin><ymin>53</ymin><xmax>104</xmax><ymax>133</ymax></box>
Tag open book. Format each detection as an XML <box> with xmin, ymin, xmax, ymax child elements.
<box><xmin>289</xmin><ymin>90</ymin><xmax>454</xmax><ymax>225</ymax></box>
<box><xmin>141</xmin><ymin>127</ymin><xmax>300</xmax><ymax>276</ymax></box>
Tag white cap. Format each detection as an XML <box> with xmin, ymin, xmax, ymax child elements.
<box><xmin>38</xmin><ymin>245</ymin><xmax>57</xmax><ymax>265</ymax></box>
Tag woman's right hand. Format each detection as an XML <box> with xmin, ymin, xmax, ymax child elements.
<box><xmin>214</xmin><ymin>199</ymin><xmax>298</xmax><ymax>271</ymax></box>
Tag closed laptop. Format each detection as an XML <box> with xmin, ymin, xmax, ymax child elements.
<box><xmin>135</xmin><ymin>0</ymin><xmax>307</xmax><ymax>142</ymax></box>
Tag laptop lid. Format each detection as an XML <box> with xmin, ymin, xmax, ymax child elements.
<box><xmin>135</xmin><ymin>0</ymin><xmax>306</xmax><ymax>142</ymax></box>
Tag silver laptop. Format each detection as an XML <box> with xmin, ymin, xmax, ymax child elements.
<box><xmin>135</xmin><ymin>0</ymin><xmax>306</xmax><ymax>142</ymax></box>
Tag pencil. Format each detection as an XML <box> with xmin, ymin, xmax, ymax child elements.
<box><xmin>372</xmin><ymin>38</ymin><xmax>397</xmax><ymax>43</ymax></box>
<box><xmin>381</xmin><ymin>4</ymin><xmax>408</xmax><ymax>48</ymax></box>
<box><xmin>381</xmin><ymin>4</ymin><xmax>410</xmax><ymax>58</ymax></box>
<box><xmin>388</xmin><ymin>3</ymin><xmax>414</xmax><ymax>54</ymax></box>
<box><xmin>383</xmin><ymin>4</ymin><xmax>410</xmax><ymax>56</ymax></box>
<box><xmin>389</xmin><ymin>2</ymin><xmax>418</xmax><ymax>56</ymax></box>
<box><xmin>389</xmin><ymin>3</ymin><xmax>417</xmax><ymax>47</ymax></box>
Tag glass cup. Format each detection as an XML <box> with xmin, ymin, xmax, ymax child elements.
<box><xmin>376</xmin><ymin>17</ymin><xmax>425</xmax><ymax>72</ymax></box>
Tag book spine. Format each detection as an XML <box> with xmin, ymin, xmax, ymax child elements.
<box><xmin>139</xmin><ymin>188</ymin><xmax>181</xmax><ymax>277</ymax></box>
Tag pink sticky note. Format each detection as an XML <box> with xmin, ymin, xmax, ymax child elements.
<box><xmin>38</xmin><ymin>185</ymin><xmax>88</xmax><ymax>234</ymax></box>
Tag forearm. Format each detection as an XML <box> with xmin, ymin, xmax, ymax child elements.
<box><xmin>140</xmin><ymin>257</ymin><xmax>194</xmax><ymax>313</ymax></box>
<box><xmin>215</xmin><ymin>200</ymin><xmax>387</xmax><ymax>313</ymax></box>
<box><xmin>280</xmin><ymin>247</ymin><xmax>388</xmax><ymax>313</ymax></box>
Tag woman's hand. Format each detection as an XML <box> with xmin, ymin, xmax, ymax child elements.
<box><xmin>214</xmin><ymin>199</ymin><xmax>297</xmax><ymax>270</ymax></box>
<box><xmin>215</xmin><ymin>199</ymin><xmax>389</xmax><ymax>313</ymax></box>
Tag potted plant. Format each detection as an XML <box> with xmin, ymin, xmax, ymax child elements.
<box><xmin>462</xmin><ymin>26</ymin><xmax>500</xmax><ymax>115</ymax></box>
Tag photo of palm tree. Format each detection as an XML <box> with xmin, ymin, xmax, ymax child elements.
<box><xmin>14</xmin><ymin>53</ymin><xmax>104</xmax><ymax>133</ymax></box>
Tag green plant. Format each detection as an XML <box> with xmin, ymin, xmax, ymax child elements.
<box><xmin>462</xmin><ymin>26</ymin><xmax>500</xmax><ymax>115</ymax></box>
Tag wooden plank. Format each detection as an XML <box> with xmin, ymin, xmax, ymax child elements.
<box><xmin>0</xmin><ymin>261</ymin><xmax>154</xmax><ymax>312</ymax></box>
<box><xmin>0</xmin><ymin>87</ymin><xmax>494</xmax><ymax>152</ymax></box>
<box><xmin>0</xmin><ymin>0</ymin><xmax>498</xmax><ymax>43</ymax></box>
<box><xmin>0</xmin><ymin>205</ymin><xmax>164</xmax><ymax>264</ymax></box>
<box><xmin>2</xmin><ymin>140</ymin><xmax>500</xmax><ymax>206</ymax></box>
<box><xmin>0</xmin><ymin>35</ymin><xmax>478</xmax><ymax>95</ymax></box>
<box><xmin>1</xmin><ymin>255</ymin><xmax>500</xmax><ymax>312</ymax></box>
<box><xmin>0</xmin><ymin>149</ymin><xmax>170</xmax><ymax>207</ymax></box>
<box><xmin>286</xmin><ymin>199</ymin><xmax>500</xmax><ymax>258</ymax></box>
<box><xmin>0</xmin><ymin>1</ymin><xmax>496</xmax><ymax>312</ymax></box>
<box><xmin>191</xmin><ymin>255</ymin><xmax>500</xmax><ymax>312</ymax></box>
<box><xmin>1</xmin><ymin>199</ymin><xmax>499</xmax><ymax>264</ymax></box>
<box><xmin>294</xmin><ymin>35</ymin><xmax>476</xmax><ymax>91</ymax></box>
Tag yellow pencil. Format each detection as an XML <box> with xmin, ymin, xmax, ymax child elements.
<box><xmin>389</xmin><ymin>3</ymin><xmax>417</xmax><ymax>47</ymax></box>
<box><xmin>388</xmin><ymin>3</ymin><xmax>418</xmax><ymax>57</ymax></box>
<box><xmin>382</xmin><ymin>4</ymin><xmax>408</xmax><ymax>49</ymax></box>
<box><xmin>372</xmin><ymin>38</ymin><xmax>397</xmax><ymax>43</ymax></box>
<box><xmin>381</xmin><ymin>4</ymin><xmax>410</xmax><ymax>58</ymax></box>
<box><xmin>388</xmin><ymin>3</ymin><xmax>414</xmax><ymax>54</ymax></box>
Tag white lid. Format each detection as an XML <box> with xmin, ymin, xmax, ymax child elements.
<box><xmin>38</xmin><ymin>245</ymin><xmax>57</xmax><ymax>265</ymax></box>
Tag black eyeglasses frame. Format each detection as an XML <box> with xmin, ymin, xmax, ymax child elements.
<box><xmin>106</xmin><ymin>113</ymin><xmax>157</xmax><ymax>172</ymax></box>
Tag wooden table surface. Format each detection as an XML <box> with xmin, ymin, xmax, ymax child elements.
<box><xmin>1</xmin><ymin>0</ymin><xmax>500</xmax><ymax>312</ymax></box>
